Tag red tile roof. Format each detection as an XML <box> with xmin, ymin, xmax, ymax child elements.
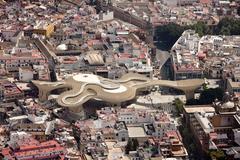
<box><xmin>1</xmin><ymin>140</ymin><xmax>66</xmax><ymax>160</ymax></box>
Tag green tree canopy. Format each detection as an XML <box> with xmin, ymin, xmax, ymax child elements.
<box><xmin>125</xmin><ymin>139</ymin><xmax>133</xmax><ymax>154</ymax></box>
<box><xmin>220</xmin><ymin>26</ymin><xmax>231</xmax><ymax>35</ymax></box>
<box><xmin>155</xmin><ymin>18</ymin><xmax>240</xmax><ymax>50</ymax></box>
<box><xmin>192</xmin><ymin>21</ymin><xmax>208</xmax><ymax>37</ymax></box>
<box><xmin>125</xmin><ymin>138</ymin><xmax>139</xmax><ymax>154</ymax></box>
<box><xmin>155</xmin><ymin>23</ymin><xmax>185</xmax><ymax>50</ymax></box>
<box><xmin>174</xmin><ymin>98</ymin><xmax>184</xmax><ymax>114</ymax></box>
<box><xmin>199</xmin><ymin>88</ymin><xmax>224</xmax><ymax>104</ymax></box>
<box><xmin>209</xmin><ymin>150</ymin><xmax>226</xmax><ymax>160</ymax></box>
<box><xmin>132</xmin><ymin>138</ymin><xmax>139</xmax><ymax>150</ymax></box>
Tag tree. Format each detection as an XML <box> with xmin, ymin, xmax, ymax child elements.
<box><xmin>199</xmin><ymin>88</ymin><xmax>224</xmax><ymax>104</ymax></box>
<box><xmin>220</xmin><ymin>26</ymin><xmax>231</xmax><ymax>35</ymax></box>
<box><xmin>132</xmin><ymin>138</ymin><xmax>139</xmax><ymax>150</ymax></box>
<box><xmin>193</xmin><ymin>21</ymin><xmax>208</xmax><ymax>37</ymax></box>
<box><xmin>155</xmin><ymin>18</ymin><xmax>240</xmax><ymax>51</ymax></box>
<box><xmin>209</xmin><ymin>150</ymin><xmax>226</xmax><ymax>160</ymax></box>
<box><xmin>203</xmin><ymin>82</ymin><xmax>208</xmax><ymax>91</ymax></box>
<box><xmin>125</xmin><ymin>139</ymin><xmax>133</xmax><ymax>154</ymax></box>
<box><xmin>174</xmin><ymin>98</ymin><xmax>184</xmax><ymax>114</ymax></box>
<box><xmin>155</xmin><ymin>23</ymin><xmax>185</xmax><ymax>50</ymax></box>
<box><xmin>125</xmin><ymin>138</ymin><xmax>139</xmax><ymax>154</ymax></box>
<box><xmin>151</xmin><ymin>146</ymin><xmax>158</xmax><ymax>155</ymax></box>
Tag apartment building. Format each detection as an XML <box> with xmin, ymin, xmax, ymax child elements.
<box><xmin>171</xmin><ymin>30</ymin><xmax>204</xmax><ymax>80</ymax></box>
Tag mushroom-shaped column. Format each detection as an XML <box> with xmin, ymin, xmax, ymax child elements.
<box><xmin>32</xmin><ymin>80</ymin><xmax>68</xmax><ymax>101</ymax></box>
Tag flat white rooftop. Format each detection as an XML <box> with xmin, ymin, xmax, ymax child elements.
<box><xmin>103</xmin><ymin>85</ymin><xmax>127</xmax><ymax>93</ymax></box>
<box><xmin>127</xmin><ymin>126</ymin><xmax>147</xmax><ymax>138</ymax></box>
<box><xmin>73</xmin><ymin>74</ymin><xmax>100</xmax><ymax>84</ymax></box>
